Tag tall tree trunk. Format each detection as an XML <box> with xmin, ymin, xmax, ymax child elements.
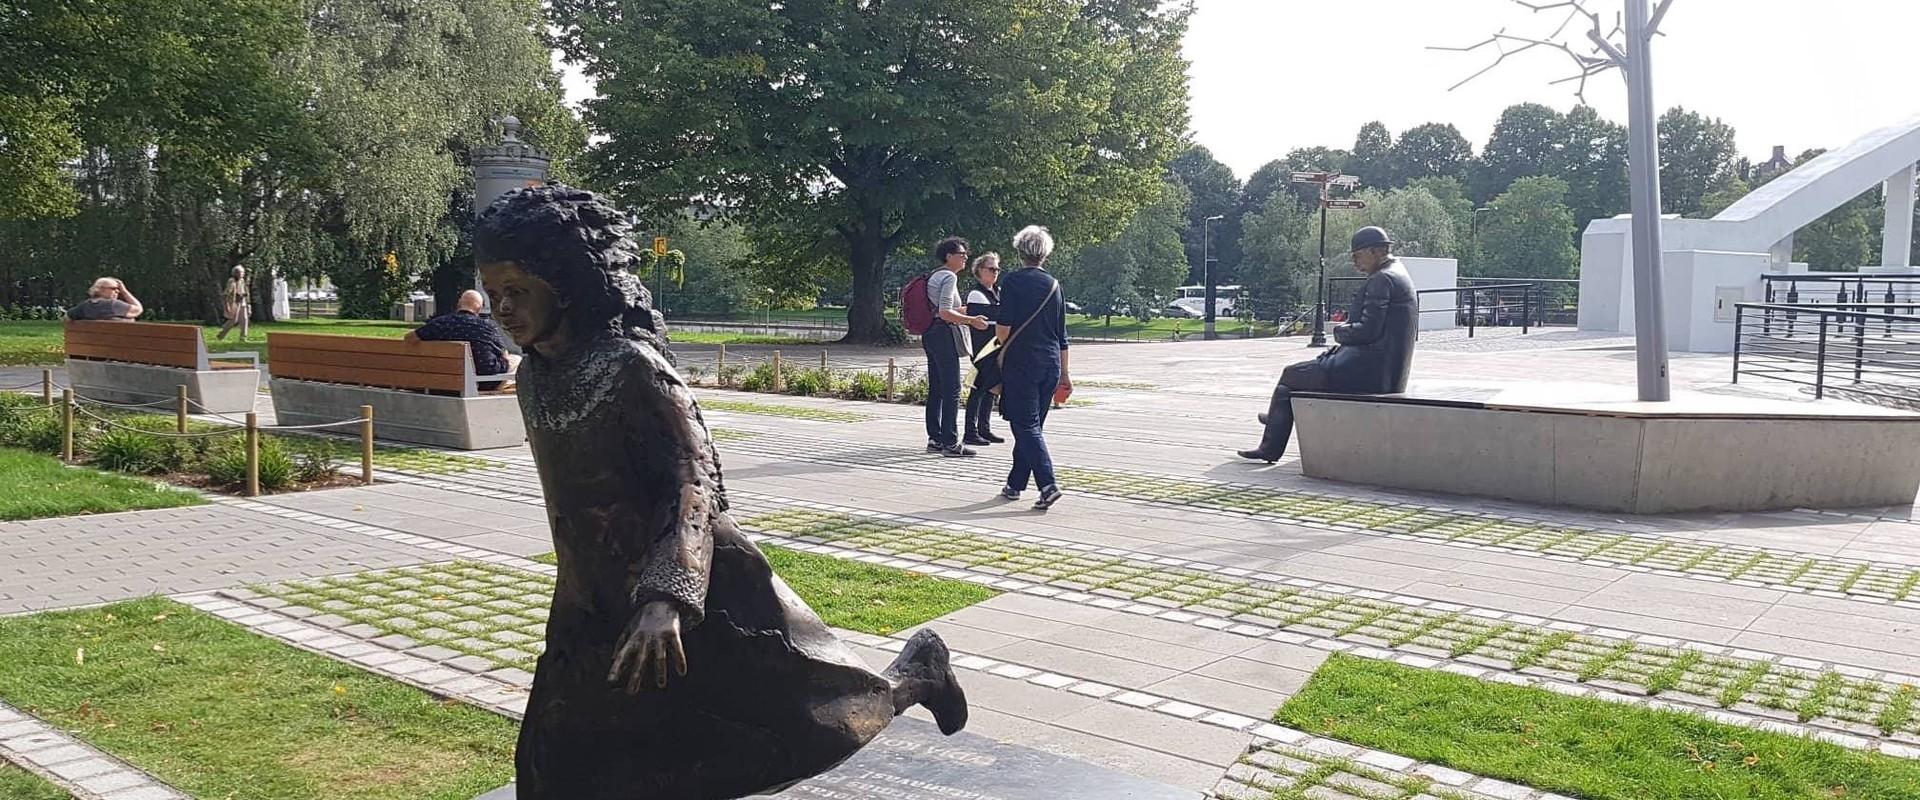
<box><xmin>841</xmin><ymin>225</ymin><xmax>894</xmax><ymax>344</ymax></box>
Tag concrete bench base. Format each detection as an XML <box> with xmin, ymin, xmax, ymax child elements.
<box><xmin>270</xmin><ymin>378</ymin><xmax>524</xmax><ymax>450</ymax></box>
<box><xmin>67</xmin><ymin>358</ymin><xmax>260</xmax><ymax>415</ymax></box>
<box><xmin>1292</xmin><ymin>382</ymin><xmax>1920</xmax><ymax>514</ymax></box>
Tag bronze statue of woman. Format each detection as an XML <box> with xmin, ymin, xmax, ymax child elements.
<box><xmin>474</xmin><ymin>185</ymin><xmax>967</xmax><ymax>800</ymax></box>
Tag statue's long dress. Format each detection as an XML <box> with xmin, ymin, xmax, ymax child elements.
<box><xmin>513</xmin><ymin>336</ymin><xmax>894</xmax><ymax>800</ymax></box>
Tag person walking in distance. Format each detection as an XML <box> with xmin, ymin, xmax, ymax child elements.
<box><xmin>1238</xmin><ymin>226</ymin><xmax>1416</xmax><ymax>463</ymax></box>
<box><xmin>992</xmin><ymin>226</ymin><xmax>1071</xmax><ymax>510</ymax></box>
<box><xmin>922</xmin><ymin>237</ymin><xmax>990</xmax><ymax>457</ymax></box>
<box><xmin>217</xmin><ymin>265</ymin><xmax>251</xmax><ymax>341</ymax></box>
<box><xmin>962</xmin><ymin>252</ymin><xmax>1004</xmax><ymax>447</ymax></box>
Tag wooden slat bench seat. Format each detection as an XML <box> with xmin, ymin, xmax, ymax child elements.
<box><xmin>267</xmin><ymin>332</ymin><xmax>523</xmax><ymax>450</ymax></box>
<box><xmin>63</xmin><ymin>320</ymin><xmax>260</xmax><ymax>414</ymax></box>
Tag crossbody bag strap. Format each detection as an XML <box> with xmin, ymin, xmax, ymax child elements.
<box><xmin>997</xmin><ymin>278</ymin><xmax>1060</xmax><ymax>369</ymax></box>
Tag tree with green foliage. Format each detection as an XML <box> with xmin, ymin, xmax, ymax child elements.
<box><xmin>1170</xmin><ymin>145</ymin><xmax>1243</xmax><ymax>284</ymax></box>
<box><xmin>1236</xmin><ymin>198</ymin><xmax>1317</xmax><ymax>320</ymax></box>
<box><xmin>1657</xmin><ymin>107</ymin><xmax>1739</xmax><ymax>217</ymax></box>
<box><xmin>0</xmin><ymin>0</ymin><xmax>582</xmax><ymax>322</ymax></box>
<box><xmin>1351</xmin><ymin>187</ymin><xmax>1457</xmax><ymax>259</ymax></box>
<box><xmin>1696</xmin><ymin>172</ymin><xmax>1752</xmax><ymax>219</ymax></box>
<box><xmin>1239</xmin><ymin>160</ymin><xmax>1292</xmax><ymax>217</ymax></box>
<box><xmin>1052</xmin><ymin>180</ymin><xmax>1190</xmax><ymax>323</ymax></box>
<box><xmin>1552</xmin><ymin>105</ymin><xmax>1629</xmax><ymax>234</ymax></box>
<box><xmin>1348</xmin><ymin>122</ymin><xmax>1395</xmax><ymax>191</ymax></box>
<box><xmin>1473</xmin><ymin>103</ymin><xmax>1563</xmax><ymax>202</ymax></box>
<box><xmin>1390</xmin><ymin>123</ymin><xmax>1474</xmax><ymax>186</ymax></box>
<box><xmin>1477</xmin><ymin>177</ymin><xmax>1577</xmax><ymax>279</ymax></box>
<box><xmin>554</xmin><ymin>0</ymin><xmax>1193</xmax><ymax>343</ymax></box>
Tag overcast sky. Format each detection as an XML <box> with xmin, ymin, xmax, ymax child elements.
<box><xmin>556</xmin><ymin>0</ymin><xmax>1919</xmax><ymax>179</ymax></box>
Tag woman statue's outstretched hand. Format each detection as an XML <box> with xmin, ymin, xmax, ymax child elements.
<box><xmin>609</xmin><ymin>600</ymin><xmax>688</xmax><ymax>693</ymax></box>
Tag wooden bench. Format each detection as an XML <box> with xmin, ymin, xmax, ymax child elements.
<box><xmin>1287</xmin><ymin>381</ymin><xmax>1920</xmax><ymax>514</ymax></box>
<box><xmin>267</xmin><ymin>332</ymin><xmax>523</xmax><ymax>450</ymax></box>
<box><xmin>64</xmin><ymin>320</ymin><xmax>261</xmax><ymax>414</ymax></box>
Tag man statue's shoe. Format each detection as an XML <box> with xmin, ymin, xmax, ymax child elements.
<box><xmin>884</xmin><ymin>629</ymin><xmax>968</xmax><ymax>735</ymax></box>
<box><xmin>1257</xmin><ymin>412</ymin><xmax>1268</xmax><ymax>425</ymax></box>
<box><xmin>1237</xmin><ymin>448</ymin><xmax>1279</xmax><ymax>464</ymax></box>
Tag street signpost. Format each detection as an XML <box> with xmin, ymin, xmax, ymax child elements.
<box><xmin>1288</xmin><ymin>171</ymin><xmax>1364</xmax><ymax>347</ymax></box>
<box><xmin>653</xmin><ymin>237</ymin><xmax>669</xmax><ymax>257</ymax></box>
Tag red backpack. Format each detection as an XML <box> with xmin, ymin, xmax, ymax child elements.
<box><xmin>900</xmin><ymin>271</ymin><xmax>937</xmax><ymax>335</ymax></box>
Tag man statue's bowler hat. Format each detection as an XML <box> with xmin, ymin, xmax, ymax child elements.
<box><xmin>1349</xmin><ymin>226</ymin><xmax>1393</xmax><ymax>253</ymax></box>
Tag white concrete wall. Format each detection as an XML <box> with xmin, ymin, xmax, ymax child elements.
<box><xmin>1659</xmin><ymin>250</ymin><xmax>1767</xmax><ymax>352</ymax></box>
<box><xmin>1399</xmin><ymin>257</ymin><xmax>1459</xmax><ymax>331</ymax></box>
<box><xmin>1577</xmin><ymin>223</ymin><xmax>1628</xmax><ymax>332</ymax></box>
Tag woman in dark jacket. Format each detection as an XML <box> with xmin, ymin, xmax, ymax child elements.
<box><xmin>991</xmin><ymin>227</ymin><xmax>1070</xmax><ymax>511</ymax></box>
<box><xmin>963</xmin><ymin>252</ymin><xmax>1003</xmax><ymax>446</ymax></box>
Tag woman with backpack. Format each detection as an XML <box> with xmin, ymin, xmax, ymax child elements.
<box><xmin>905</xmin><ymin>237</ymin><xmax>990</xmax><ymax>457</ymax></box>
<box><xmin>962</xmin><ymin>252</ymin><xmax>1003</xmax><ymax>447</ymax></box>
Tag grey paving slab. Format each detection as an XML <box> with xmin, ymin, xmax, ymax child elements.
<box><xmin>1051</xmin><ymin>701</ymin><xmax>1252</xmax><ymax>765</ymax></box>
<box><xmin>984</xmin><ymin>640</ymin><xmax>1186</xmax><ymax>688</ymax></box>
<box><xmin>0</xmin><ymin>505</ymin><xmax>440</xmax><ymax>615</ymax></box>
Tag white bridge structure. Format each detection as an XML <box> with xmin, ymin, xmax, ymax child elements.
<box><xmin>1580</xmin><ymin>115</ymin><xmax>1920</xmax><ymax>352</ymax></box>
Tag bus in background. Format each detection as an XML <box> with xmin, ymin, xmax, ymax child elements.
<box><xmin>1166</xmin><ymin>285</ymin><xmax>1242</xmax><ymax>318</ymax></box>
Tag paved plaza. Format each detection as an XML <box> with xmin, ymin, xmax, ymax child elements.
<box><xmin>4</xmin><ymin>333</ymin><xmax>1920</xmax><ymax>799</ymax></box>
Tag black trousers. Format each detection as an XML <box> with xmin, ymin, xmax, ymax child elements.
<box><xmin>1256</xmin><ymin>358</ymin><xmax>1332</xmax><ymax>457</ymax></box>
<box><xmin>964</xmin><ymin>363</ymin><xmax>998</xmax><ymax>437</ymax></box>
<box><xmin>922</xmin><ymin>331</ymin><xmax>963</xmax><ymax>447</ymax></box>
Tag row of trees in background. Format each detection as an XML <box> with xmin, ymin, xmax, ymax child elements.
<box><xmin>0</xmin><ymin>0</ymin><xmax>583</xmax><ymax>320</ymax></box>
<box><xmin>1172</xmin><ymin>104</ymin><xmax>1919</xmax><ymax>320</ymax></box>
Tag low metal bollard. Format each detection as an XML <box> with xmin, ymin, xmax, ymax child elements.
<box><xmin>361</xmin><ymin>405</ymin><xmax>375</xmax><ymax>485</ymax></box>
<box><xmin>245</xmin><ymin>411</ymin><xmax>261</xmax><ymax>497</ymax></box>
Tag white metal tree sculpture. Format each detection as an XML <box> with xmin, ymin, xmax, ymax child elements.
<box><xmin>1434</xmin><ymin>0</ymin><xmax>1676</xmax><ymax>401</ymax></box>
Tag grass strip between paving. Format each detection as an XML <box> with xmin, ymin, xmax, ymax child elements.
<box><xmin>0</xmin><ymin>446</ymin><xmax>202</xmax><ymax>521</ymax></box>
<box><xmin>529</xmin><ymin>545</ymin><xmax>996</xmax><ymax>637</ymax></box>
<box><xmin>1277</xmin><ymin>654</ymin><xmax>1920</xmax><ymax>800</ymax></box>
<box><xmin>0</xmin><ymin>598</ymin><xmax>516</xmax><ymax>800</ymax></box>
<box><xmin>0</xmin><ymin>763</ymin><xmax>70</xmax><ymax>800</ymax></box>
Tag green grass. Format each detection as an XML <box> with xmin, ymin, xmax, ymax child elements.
<box><xmin>699</xmin><ymin>398</ymin><xmax>871</xmax><ymax>422</ymax></box>
<box><xmin>532</xmin><ymin>545</ymin><xmax>995</xmax><ymax>637</ymax></box>
<box><xmin>1065</xmin><ymin>314</ymin><xmax>1277</xmax><ymax>340</ymax></box>
<box><xmin>762</xmin><ymin>545</ymin><xmax>997</xmax><ymax>636</ymax></box>
<box><xmin>0</xmin><ymin>319</ymin><xmax>420</xmax><ymax>366</ymax></box>
<box><xmin>0</xmin><ymin>764</ymin><xmax>69</xmax><ymax>800</ymax></box>
<box><xmin>0</xmin><ymin>446</ymin><xmax>203</xmax><ymax>520</ymax></box>
<box><xmin>0</xmin><ymin>598</ymin><xmax>516</xmax><ymax>800</ymax></box>
<box><xmin>669</xmin><ymin>331</ymin><xmax>822</xmax><ymax>346</ymax></box>
<box><xmin>1276</xmin><ymin>655</ymin><xmax>1920</xmax><ymax>800</ymax></box>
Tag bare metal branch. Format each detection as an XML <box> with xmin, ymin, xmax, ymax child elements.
<box><xmin>1646</xmin><ymin>0</ymin><xmax>1674</xmax><ymax>38</ymax></box>
<box><xmin>1434</xmin><ymin>0</ymin><xmax>1664</xmax><ymax>101</ymax></box>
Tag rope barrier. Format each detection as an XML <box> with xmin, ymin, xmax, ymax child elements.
<box><xmin>69</xmin><ymin>403</ymin><xmax>240</xmax><ymax>439</ymax></box>
<box><xmin>0</xmin><ymin>381</ymin><xmax>47</xmax><ymax>391</ymax></box>
<box><xmin>258</xmin><ymin>418</ymin><xmax>367</xmax><ymax>432</ymax></box>
<box><xmin>67</xmin><ymin>393</ymin><xmax>178</xmax><ymax>410</ymax></box>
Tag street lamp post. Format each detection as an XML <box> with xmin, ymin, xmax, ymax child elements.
<box><xmin>1203</xmin><ymin>214</ymin><xmax>1225</xmax><ymax>341</ymax></box>
<box><xmin>1288</xmin><ymin>171</ymin><xmax>1363</xmax><ymax>347</ymax></box>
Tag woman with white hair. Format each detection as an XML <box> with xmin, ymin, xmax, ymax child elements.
<box><xmin>66</xmin><ymin>277</ymin><xmax>144</xmax><ymax>321</ymax></box>
<box><xmin>988</xmin><ymin>225</ymin><xmax>1071</xmax><ymax>510</ymax></box>
<box><xmin>217</xmin><ymin>265</ymin><xmax>250</xmax><ymax>341</ymax></box>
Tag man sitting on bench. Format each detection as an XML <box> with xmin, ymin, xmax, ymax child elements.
<box><xmin>1238</xmin><ymin>226</ymin><xmax>1417</xmax><ymax>463</ymax></box>
<box><xmin>407</xmin><ymin>289</ymin><xmax>515</xmax><ymax>389</ymax></box>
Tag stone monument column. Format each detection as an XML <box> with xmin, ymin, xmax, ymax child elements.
<box><xmin>471</xmin><ymin>116</ymin><xmax>552</xmax><ymax>313</ymax></box>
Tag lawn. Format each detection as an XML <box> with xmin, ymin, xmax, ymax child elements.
<box><xmin>1066</xmin><ymin>314</ymin><xmax>1278</xmax><ymax>340</ymax></box>
<box><xmin>762</xmin><ymin>544</ymin><xmax>997</xmax><ymax>636</ymax></box>
<box><xmin>669</xmin><ymin>331</ymin><xmax>825</xmax><ymax>346</ymax></box>
<box><xmin>0</xmin><ymin>764</ymin><xmax>69</xmax><ymax>800</ymax></box>
<box><xmin>698</xmin><ymin>398</ymin><xmax>871</xmax><ymax>423</ymax></box>
<box><xmin>532</xmin><ymin>544</ymin><xmax>995</xmax><ymax>636</ymax></box>
<box><xmin>0</xmin><ymin>318</ymin><xmax>418</xmax><ymax>366</ymax></box>
<box><xmin>0</xmin><ymin>598</ymin><xmax>517</xmax><ymax>800</ymax></box>
<box><xmin>1276</xmin><ymin>654</ymin><xmax>1920</xmax><ymax>800</ymax></box>
<box><xmin>0</xmin><ymin>446</ymin><xmax>203</xmax><ymax>521</ymax></box>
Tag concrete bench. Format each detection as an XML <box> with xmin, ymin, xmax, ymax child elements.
<box><xmin>267</xmin><ymin>333</ymin><xmax>523</xmax><ymax>450</ymax></box>
<box><xmin>64</xmin><ymin>320</ymin><xmax>261</xmax><ymax>414</ymax></box>
<box><xmin>1289</xmin><ymin>381</ymin><xmax>1920</xmax><ymax>513</ymax></box>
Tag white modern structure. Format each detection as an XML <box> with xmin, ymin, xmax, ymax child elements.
<box><xmin>1400</xmin><ymin>257</ymin><xmax>1460</xmax><ymax>332</ymax></box>
<box><xmin>1580</xmin><ymin>115</ymin><xmax>1920</xmax><ymax>352</ymax></box>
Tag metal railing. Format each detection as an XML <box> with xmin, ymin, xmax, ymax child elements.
<box><xmin>1761</xmin><ymin>274</ymin><xmax>1920</xmax><ymax>311</ymax></box>
<box><xmin>1733</xmin><ymin>302</ymin><xmax>1920</xmax><ymax>403</ymax></box>
<box><xmin>1329</xmin><ymin>278</ymin><xmax>1559</xmax><ymax>337</ymax></box>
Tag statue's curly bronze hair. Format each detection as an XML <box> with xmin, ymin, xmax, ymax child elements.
<box><xmin>472</xmin><ymin>184</ymin><xmax>669</xmax><ymax>357</ymax></box>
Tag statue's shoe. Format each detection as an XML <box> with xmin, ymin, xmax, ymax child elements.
<box><xmin>886</xmin><ymin>629</ymin><xmax>969</xmax><ymax>735</ymax></box>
